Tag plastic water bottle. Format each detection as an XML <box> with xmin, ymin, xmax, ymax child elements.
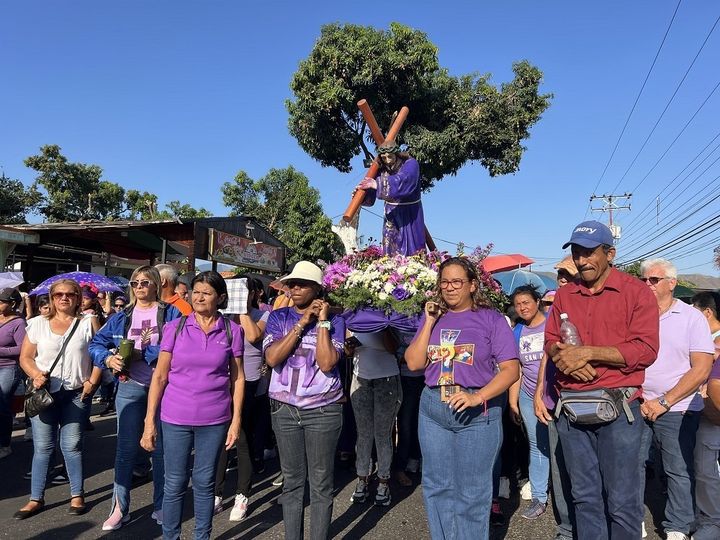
<box><xmin>559</xmin><ymin>313</ymin><xmax>582</xmax><ymax>345</ymax></box>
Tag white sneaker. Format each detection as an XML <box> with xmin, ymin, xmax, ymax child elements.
<box><xmin>665</xmin><ymin>532</ymin><xmax>689</xmax><ymax>540</ymax></box>
<box><xmin>213</xmin><ymin>496</ymin><xmax>222</xmax><ymax>515</ymax></box>
<box><xmin>0</xmin><ymin>446</ymin><xmax>11</xmax><ymax>460</ymax></box>
<box><xmin>151</xmin><ymin>509</ymin><xmax>163</xmax><ymax>525</ymax></box>
<box><xmin>229</xmin><ymin>494</ymin><xmax>248</xmax><ymax>522</ymax></box>
<box><xmin>405</xmin><ymin>458</ymin><xmax>420</xmax><ymax>473</ymax></box>
<box><xmin>520</xmin><ymin>481</ymin><xmax>532</xmax><ymax>501</ymax></box>
<box><xmin>641</xmin><ymin>522</ymin><xmax>647</xmax><ymax>538</ymax></box>
<box><xmin>498</xmin><ymin>476</ymin><xmax>511</xmax><ymax>499</ymax></box>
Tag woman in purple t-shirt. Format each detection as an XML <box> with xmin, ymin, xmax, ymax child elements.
<box><xmin>405</xmin><ymin>257</ymin><xmax>520</xmax><ymax>540</ymax></box>
<box><xmin>141</xmin><ymin>271</ymin><xmax>244</xmax><ymax>540</ymax></box>
<box><xmin>508</xmin><ymin>285</ymin><xmax>550</xmax><ymax>520</ymax></box>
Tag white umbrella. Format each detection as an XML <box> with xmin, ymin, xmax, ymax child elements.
<box><xmin>0</xmin><ymin>271</ymin><xmax>24</xmax><ymax>289</ymax></box>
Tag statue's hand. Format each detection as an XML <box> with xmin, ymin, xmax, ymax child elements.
<box><xmin>358</xmin><ymin>177</ymin><xmax>377</xmax><ymax>191</ymax></box>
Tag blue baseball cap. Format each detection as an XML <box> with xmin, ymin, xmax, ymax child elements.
<box><xmin>562</xmin><ymin>220</ymin><xmax>614</xmax><ymax>249</ymax></box>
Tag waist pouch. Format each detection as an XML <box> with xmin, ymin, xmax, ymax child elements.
<box><xmin>557</xmin><ymin>387</ymin><xmax>636</xmax><ymax>425</ymax></box>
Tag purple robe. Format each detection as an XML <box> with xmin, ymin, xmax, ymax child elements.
<box><xmin>362</xmin><ymin>158</ymin><xmax>425</xmax><ymax>256</ymax></box>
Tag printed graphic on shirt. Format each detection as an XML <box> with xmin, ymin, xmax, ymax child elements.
<box><xmin>519</xmin><ymin>332</ymin><xmax>544</xmax><ymax>363</ymax></box>
<box><xmin>130</xmin><ymin>319</ymin><xmax>157</xmax><ymax>350</ymax></box>
<box><xmin>427</xmin><ymin>329</ymin><xmax>475</xmax><ymax>386</ymax></box>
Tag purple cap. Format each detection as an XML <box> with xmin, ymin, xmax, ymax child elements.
<box><xmin>562</xmin><ymin>220</ymin><xmax>614</xmax><ymax>249</ymax></box>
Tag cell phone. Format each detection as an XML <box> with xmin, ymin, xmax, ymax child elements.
<box><xmin>345</xmin><ymin>336</ymin><xmax>363</xmax><ymax>348</ymax></box>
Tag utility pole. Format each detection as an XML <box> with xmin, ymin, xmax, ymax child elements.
<box><xmin>590</xmin><ymin>193</ymin><xmax>632</xmax><ymax>240</ymax></box>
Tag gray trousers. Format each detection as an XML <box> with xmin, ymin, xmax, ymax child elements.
<box><xmin>694</xmin><ymin>416</ymin><xmax>720</xmax><ymax>540</ymax></box>
<box><xmin>350</xmin><ymin>374</ymin><xmax>402</xmax><ymax>480</ymax></box>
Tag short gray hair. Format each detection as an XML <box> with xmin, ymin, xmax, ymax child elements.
<box><xmin>154</xmin><ymin>263</ymin><xmax>179</xmax><ymax>288</ymax></box>
<box><xmin>640</xmin><ymin>258</ymin><xmax>677</xmax><ymax>279</ymax></box>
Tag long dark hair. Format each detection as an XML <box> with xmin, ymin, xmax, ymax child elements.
<box><xmin>435</xmin><ymin>257</ymin><xmax>491</xmax><ymax>312</ymax></box>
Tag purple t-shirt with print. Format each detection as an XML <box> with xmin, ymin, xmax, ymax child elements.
<box><xmin>263</xmin><ymin>308</ymin><xmax>345</xmax><ymax>409</ymax></box>
<box><xmin>416</xmin><ymin>309</ymin><xmax>518</xmax><ymax>389</ymax></box>
<box><xmin>518</xmin><ymin>320</ymin><xmax>546</xmax><ymax>397</ymax></box>
<box><xmin>128</xmin><ymin>304</ymin><xmax>159</xmax><ymax>386</ymax></box>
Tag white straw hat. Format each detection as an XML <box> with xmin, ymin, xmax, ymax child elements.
<box><xmin>278</xmin><ymin>261</ymin><xmax>323</xmax><ymax>286</ymax></box>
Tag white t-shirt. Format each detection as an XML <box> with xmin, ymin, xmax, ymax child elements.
<box><xmin>352</xmin><ymin>331</ymin><xmax>400</xmax><ymax>380</ymax></box>
<box><xmin>26</xmin><ymin>316</ymin><xmax>94</xmax><ymax>392</ymax></box>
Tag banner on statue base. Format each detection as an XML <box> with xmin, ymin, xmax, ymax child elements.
<box><xmin>208</xmin><ymin>228</ymin><xmax>283</xmax><ymax>272</ymax></box>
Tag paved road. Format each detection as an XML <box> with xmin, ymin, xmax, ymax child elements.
<box><xmin>1</xmin><ymin>406</ymin><xmax>666</xmax><ymax>539</ymax></box>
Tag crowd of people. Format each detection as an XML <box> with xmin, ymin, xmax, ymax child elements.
<box><xmin>1</xmin><ymin>219</ymin><xmax>720</xmax><ymax>540</ymax></box>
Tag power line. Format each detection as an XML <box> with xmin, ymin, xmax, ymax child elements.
<box><xmin>607</xmin><ymin>13</ymin><xmax>720</xmax><ymax>195</ymax></box>
<box><xmin>584</xmin><ymin>0</ymin><xmax>683</xmax><ymax>218</ymax></box>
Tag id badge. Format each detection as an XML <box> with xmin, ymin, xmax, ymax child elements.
<box><xmin>440</xmin><ymin>385</ymin><xmax>460</xmax><ymax>402</ymax></box>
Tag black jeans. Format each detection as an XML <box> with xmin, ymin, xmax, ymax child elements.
<box><xmin>394</xmin><ymin>375</ymin><xmax>423</xmax><ymax>471</ymax></box>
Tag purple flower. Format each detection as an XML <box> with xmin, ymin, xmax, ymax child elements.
<box><xmin>392</xmin><ymin>287</ymin><xmax>410</xmax><ymax>300</ymax></box>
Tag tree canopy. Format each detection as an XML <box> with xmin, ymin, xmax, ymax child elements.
<box><xmin>0</xmin><ymin>174</ymin><xmax>42</xmax><ymax>224</ymax></box>
<box><xmin>222</xmin><ymin>166</ymin><xmax>344</xmax><ymax>265</ymax></box>
<box><xmin>287</xmin><ymin>22</ymin><xmax>552</xmax><ymax>189</ymax></box>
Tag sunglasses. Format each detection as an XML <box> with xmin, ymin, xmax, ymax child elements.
<box><xmin>285</xmin><ymin>281</ymin><xmax>314</xmax><ymax>290</ymax></box>
<box><xmin>53</xmin><ymin>292</ymin><xmax>78</xmax><ymax>299</ymax></box>
<box><xmin>129</xmin><ymin>280</ymin><xmax>152</xmax><ymax>289</ymax></box>
<box><xmin>114</xmin><ymin>303</ymin><xmax>126</xmax><ymax>309</ymax></box>
<box><xmin>641</xmin><ymin>276</ymin><xmax>670</xmax><ymax>285</ymax></box>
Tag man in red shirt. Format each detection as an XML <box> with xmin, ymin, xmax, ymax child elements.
<box><xmin>155</xmin><ymin>264</ymin><xmax>193</xmax><ymax>316</ymax></box>
<box><xmin>544</xmin><ymin>220</ymin><xmax>659</xmax><ymax>540</ymax></box>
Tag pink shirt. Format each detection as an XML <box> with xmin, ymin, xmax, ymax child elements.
<box><xmin>160</xmin><ymin>313</ymin><xmax>244</xmax><ymax>425</ymax></box>
<box><xmin>644</xmin><ymin>300</ymin><xmax>715</xmax><ymax>412</ymax></box>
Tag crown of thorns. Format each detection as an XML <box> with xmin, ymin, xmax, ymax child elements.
<box><xmin>376</xmin><ymin>142</ymin><xmax>401</xmax><ymax>154</ymax></box>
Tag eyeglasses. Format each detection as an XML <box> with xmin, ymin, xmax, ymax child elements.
<box><xmin>129</xmin><ymin>280</ymin><xmax>152</xmax><ymax>289</ymax></box>
<box><xmin>285</xmin><ymin>281</ymin><xmax>313</xmax><ymax>290</ymax></box>
<box><xmin>641</xmin><ymin>276</ymin><xmax>670</xmax><ymax>285</ymax></box>
<box><xmin>52</xmin><ymin>292</ymin><xmax>78</xmax><ymax>299</ymax></box>
<box><xmin>439</xmin><ymin>278</ymin><xmax>470</xmax><ymax>290</ymax></box>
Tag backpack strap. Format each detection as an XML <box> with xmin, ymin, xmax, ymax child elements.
<box><xmin>156</xmin><ymin>302</ymin><xmax>167</xmax><ymax>341</ymax></box>
<box><xmin>122</xmin><ymin>305</ymin><xmax>134</xmax><ymax>339</ymax></box>
<box><xmin>175</xmin><ymin>315</ymin><xmax>188</xmax><ymax>338</ymax></box>
<box><xmin>223</xmin><ymin>315</ymin><xmax>233</xmax><ymax>347</ymax></box>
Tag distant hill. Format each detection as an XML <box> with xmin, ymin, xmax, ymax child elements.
<box><xmin>679</xmin><ymin>274</ymin><xmax>720</xmax><ymax>291</ymax></box>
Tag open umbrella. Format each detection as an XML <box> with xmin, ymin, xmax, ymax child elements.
<box><xmin>482</xmin><ymin>254</ymin><xmax>534</xmax><ymax>274</ymax></box>
<box><xmin>30</xmin><ymin>271</ymin><xmax>124</xmax><ymax>296</ymax></box>
<box><xmin>493</xmin><ymin>269</ymin><xmax>548</xmax><ymax>295</ymax></box>
<box><xmin>0</xmin><ymin>271</ymin><xmax>24</xmax><ymax>289</ymax></box>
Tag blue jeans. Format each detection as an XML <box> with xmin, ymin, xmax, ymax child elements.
<box><xmin>111</xmin><ymin>379</ymin><xmax>164</xmax><ymax>515</ymax></box>
<box><xmin>519</xmin><ymin>388</ymin><xmax>550</xmax><ymax>503</ymax></box>
<box><xmin>557</xmin><ymin>400</ymin><xmax>644</xmax><ymax>540</ymax></box>
<box><xmin>693</xmin><ymin>416</ymin><xmax>720</xmax><ymax>540</ymax></box>
<box><xmin>640</xmin><ymin>410</ymin><xmax>700</xmax><ymax>535</ymax></box>
<box><xmin>419</xmin><ymin>386</ymin><xmax>502</xmax><ymax>540</ymax></box>
<box><xmin>271</xmin><ymin>399</ymin><xmax>343</xmax><ymax>540</ymax></box>
<box><xmin>162</xmin><ymin>421</ymin><xmax>228</xmax><ymax>540</ymax></box>
<box><xmin>0</xmin><ymin>365</ymin><xmax>20</xmax><ymax>447</ymax></box>
<box><xmin>30</xmin><ymin>387</ymin><xmax>90</xmax><ymax>500</ymax></box>
<box><xmin>548</xmin><ymin>413</ymin><xmax>575</xmax><ymax>539</ymax></box>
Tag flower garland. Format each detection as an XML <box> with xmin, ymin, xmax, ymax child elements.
<box><xmin>323</xmin><ymin>245</ymin><xmax>507</xmax><ymax>316</ymax></box>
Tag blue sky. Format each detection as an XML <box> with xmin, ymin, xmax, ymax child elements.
<box><xmin>2</xmin><ymin>1</ymin><xmax>719</xmax><ymax>275</ymax></box>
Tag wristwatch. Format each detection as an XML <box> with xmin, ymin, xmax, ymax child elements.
<box><xmin>317</xmin><ymin>320</ymin><xmax>332</xmax><ymax>331</ymax></box>
<box><xmin>658</xmin><ymin>395</ymin><xmax>671</xmax><ymax>411</ymax></box>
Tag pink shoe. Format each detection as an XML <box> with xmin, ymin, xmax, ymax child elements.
<box><xmin>102</xmin><ymin>506</ymin><xmax>130</xmax><ymax>531</ymax></box>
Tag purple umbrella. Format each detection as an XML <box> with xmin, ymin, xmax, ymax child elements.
<box><xmin>30</xmin><ymin>271</ymin><xmax>124</xmax><ymax>296</ymax></box>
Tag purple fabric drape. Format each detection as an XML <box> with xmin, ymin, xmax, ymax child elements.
<box><xmin>341</xmin><ymin>308</ymin><xmax>421</xmax><ymax>334</ymax></box>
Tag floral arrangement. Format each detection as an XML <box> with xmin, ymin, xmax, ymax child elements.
<box><xmin>323</xmin><ymin>244</ymin><xmax>507</xmax><ymax>316</ymax></box>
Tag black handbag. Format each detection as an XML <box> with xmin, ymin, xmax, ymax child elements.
<box><xmin>24</xmin><ymin>319</ymin><xmax>80</xmax><ymax>418</ymax></box>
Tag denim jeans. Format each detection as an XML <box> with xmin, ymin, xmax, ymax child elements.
<box><xmin>271</xmin><ymin>399</ymin><xmax>343</xmax><ymax>540</ymax></box>
<box><xmin>419</xmin><ymin>386</ymin><xmax>502</xmax><ymax>540</ymax></box>
<box><xmin>640</xmin><ymin>410</ymin><xmax>700</xmax><ymax>535</ymax></box>
<box><xmin>0</xmin><ymin>364</ymin><xmax>20</xmax><ymax>447</ymax></box>
<box><xmin>30</xmin><ymin>387</ymin><xmax>90</xmax><ymax>500</ymax></box>
<box><xmin>111</xmin><ymin>379</ymin><xmax>164</xmax><ymax>515</ymax></box>
<box><xmin>556</xmin><ymin>400</ymin><xmax>644</xmax><ymax>540</ymax></box>
<box><xmin>693</xmin><ymin>416</ymin><xmax>720</xmax><ymax>540</ymax></box>
<box><xmin>350</xmin><ymin>374</ymin><xmax>402</xmax><ymax>480</ymax></box>
<box><xmin>162</xmin><ymin>421</ymin><xmax>228</xmax><ymax>540</ymax></box>
<box><xmin>395</xmin><ymin>375</ymin><xmax>424</xmax><ymax>471</ymax></box>
<box><xmin>548</xmin><ymin>413</ymin><xmax>575</xmax><ymax>539</ymax></box>
<box><xmin>518</xmin><ymin>388</ymin><xmax>550</xmax><ymax>503</ymax></box>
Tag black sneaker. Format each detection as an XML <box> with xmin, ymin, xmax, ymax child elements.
<box><xmin>490</xmin><ymin>499</ymin><xmax>506</xmax><ymax>527</ymax></box>
<box><xmin>51</xmin><ymin>470</ymin><xmax>69</xmax><ymax>484</ymax></box>
<box><xmin>374</xmin><ymin>482</ymin><xmax>391</xmax><ymax>507</ymax></box>
<box><xmin>99</xmin><ymin>405</ymin><xmax>116</xmax><ymax>417</ymax></box>
<box><xmin>350</xmin><ymin>479</ymin><xmax>368</xmax><ymax>503</ymax></box>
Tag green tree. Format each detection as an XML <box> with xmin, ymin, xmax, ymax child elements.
<box><xmin>24</xmin><ymin>145</ymin><xmax>126</xmax><ymax>222</ymax></box>
<box><xmin>0</xmin><ymin>174</ymin><xmax>42</xmax><ymax>224</ymax></box>
<box><xmin>163</xmin><ymin>200</ymin><xmax>212</xmax><ymax>219</ymax></box>
<box><xmin>287</xmin><ymin>22</ymin><xmax>552</xmax><ymax>190</ymax></box>
<box><xmin>222</xmin><ymin>166</ymin><xmax>344</xmax><ymax>265</ymax></box>
<box><xmin>125</xmin><ymin>190</ymin><xmax>160</xmax><ymax>220</ymax></box>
